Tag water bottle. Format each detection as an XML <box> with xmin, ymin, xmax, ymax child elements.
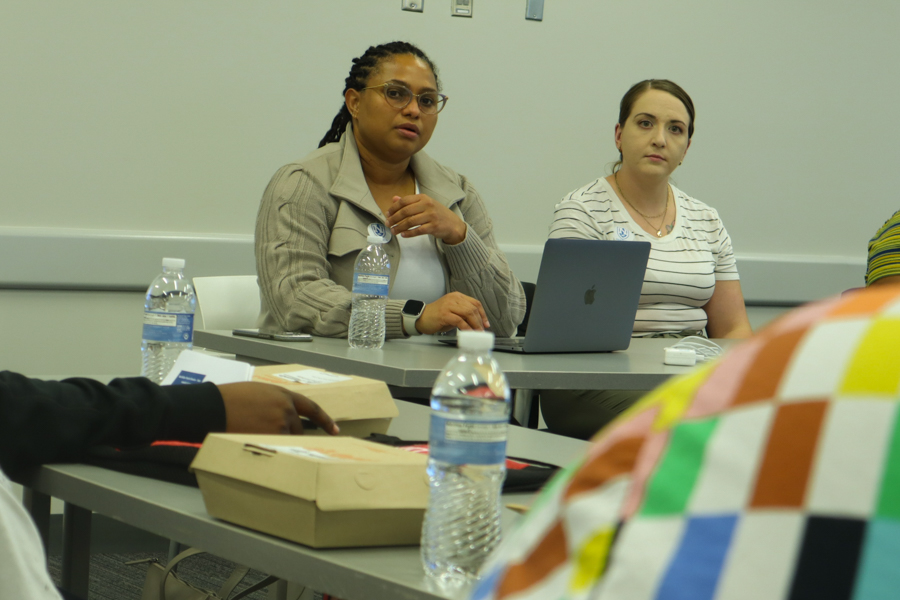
<box><xmin>140</xmin><ymin>257</ymin><xmax>196</xmax><ymax>383</ymax></box>
<box><xmin>421</xmin><ymin>331</ymin><xmax>511</xmax><ymax>592</ymax></box>
<box><xmin>348</xmin><ymin>235</ymin><xmax>390</xmax><ymax>349</ymax></box>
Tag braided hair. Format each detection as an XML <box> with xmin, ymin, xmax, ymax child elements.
<box><xmin>318</xmin><ymin>41</ymin><xmax>441</xmax><ymax>148</ymax></box>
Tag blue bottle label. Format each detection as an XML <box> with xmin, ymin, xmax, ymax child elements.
<box><xmin>352</xmin><ymin>273</ymin><xmax>389</xmax><ymax>296</ymax></box>
<box><xmin>429</xmin><ymin>414</ymin><xmax>508</xmax><ymax>465</ymax></box>
<box><xmin>142</xmin><ymin>312</ymin><xmax>194</xmax><ymax>343</ymax></box>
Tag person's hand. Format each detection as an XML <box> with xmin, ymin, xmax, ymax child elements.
<box><xmin>386</xmin><ymin>194</ymin><xmax>467</xmax><ymax>245</ymax></box>
<box><xmin>415</xmin><ymin>292</ymin><xmax>490</xmax><ymax>334</ymax></box>
<box><xmin>217</xmin><ymin>382</ymin><xmax>339</xmax><ymax>435</ymax></box>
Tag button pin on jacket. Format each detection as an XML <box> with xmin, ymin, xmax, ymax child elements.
<box><xmin>368</xmin><ymin>222</ymin><xmax>391</xmax><ymax>243</ymax></box>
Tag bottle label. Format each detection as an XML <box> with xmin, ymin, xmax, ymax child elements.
<box><xmin>352</xmin><ymin>273</ymin><xmax>389</xmax><ymax>296</ymax></box>
<box><xmin>429</xmin><ymin>414</ymin><xmax>508</xmax><ymax>465</ymax></box>
<box><xmin>142</xmin><ymin>311</ymin><xmax>194</xmax><ymax>343</ymax></box>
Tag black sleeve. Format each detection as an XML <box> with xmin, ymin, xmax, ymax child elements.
<box><xmin>0</xmin><ymin>371</ymin><xmax>226</xmax><ymax>479</ymax></box>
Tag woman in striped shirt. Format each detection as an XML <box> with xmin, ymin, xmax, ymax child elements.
<box><xmin>541</xmin><ymin>80</ymin><xmax>752</xmax><ymax>439</ymax></box>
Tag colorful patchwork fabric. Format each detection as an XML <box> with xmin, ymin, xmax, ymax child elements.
<box><xmin>471</xmin><ymin>285</ymin><xmax>900</xmax><ymax>600</ymax></box>
<box><xmin>866</xmin><ymin>209</ymin><xmax>900</xmax><ymax>286</ymax></box>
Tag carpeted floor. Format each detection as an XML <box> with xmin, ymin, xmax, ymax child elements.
<box><xmin>42</xmin><ymin>513</ymin><xmax>277</xmax><ymax>600</ymax></box>
<box><xmin>47</xmin><ymin>550</ymin><xmax>273</xmax><ymax>600</ymax></box>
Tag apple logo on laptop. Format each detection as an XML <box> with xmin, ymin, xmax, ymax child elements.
<box><xmin>584</xmin><ymin>285</ymin><xmax>596</xmax><ymax>305</ymax></box>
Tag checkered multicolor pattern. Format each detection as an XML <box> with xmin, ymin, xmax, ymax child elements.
<box><xmin>472</xmin><ymin>286</ymin><xmax>900</xmax><ymax>600</ymax></box>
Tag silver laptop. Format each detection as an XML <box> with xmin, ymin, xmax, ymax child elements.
<box><xmin>490</xmin><ymin>239</ymin><xmax>650</xmax><ymax>353</ymax></box>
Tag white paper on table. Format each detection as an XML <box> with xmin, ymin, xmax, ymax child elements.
<box><xmin>266</xmin><ymin>369</ymin><xmax>352</xmax><ymax>385</ymax></box>
<box><xmin>255</xmin><ymin>444</ymin><xmax>340</xmax><ymax>461</ymax></box>
<box><xmin>160</xmin><ymin>350</ymin><xmax>254</xmax><ymax>386</ymax></box>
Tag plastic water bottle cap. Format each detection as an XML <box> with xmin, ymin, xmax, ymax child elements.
<box><xmin>457</xmin><ymin>330</ymin><xmax>494</xmax><ymax>351</ymax></box>
<box><xmin>367</xmin><ymin>235</ymin><xmax>384</xmax><ymax>245</ymax></box>
<box><xmin>162</xmin><ymin>257</ymin><xmax>186</xmax><ymax>270</ymax></box>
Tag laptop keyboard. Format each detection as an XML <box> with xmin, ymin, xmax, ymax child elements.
<box><xmin>492</xmin><ymin>337</ymin><xmax>525</xmax><ymax>349</ymax></box>
<box><xmin>438</xmin><ymin>336</ymin><xmax>525</xmax><ymax>349</ymax></box>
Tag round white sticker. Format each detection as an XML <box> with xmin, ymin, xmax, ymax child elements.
<box><xmin>367</xmin><ymin>222</ymin><xmax>391</xmax><ymax>243</ymax></box>
<box><xmin>615</xmin><ymin>226</ymin><xmax>634</xmax><ymax>241</ymax></box>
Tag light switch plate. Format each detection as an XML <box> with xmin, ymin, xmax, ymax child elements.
<box><xmin>525</xmin><ymin>0</ymin><xmax>544</xmax><ymax>21</ymax></box>
<box><xmin>401</xmin><ymin>0</ymin><xmax>423</xmax><ymax>12</ymax></box>
<box><xmin>451</xmin><ymin>0</ymin><xmax>472</xmax><ymax>17</ymax></box>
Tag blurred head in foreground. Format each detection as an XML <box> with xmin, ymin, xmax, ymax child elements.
<box><xmin>473</xmin><ymin>284</ymin><xmax>900</xmax><ymax>600</ymax></box>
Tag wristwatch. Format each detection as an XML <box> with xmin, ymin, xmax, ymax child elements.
<box><xmin>401</xmin><ymin>299</ymin><xmax>426</xmax><ymax>337</ymax></box>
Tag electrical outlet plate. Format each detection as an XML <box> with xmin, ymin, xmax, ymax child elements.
<box><xmin>451</xmin><ymin>0</ymin><xmax>472</xmax><ymax>17</ymax></box>
<box><xmin>401</xmin><ymin>0</ymin><xmax>423</xmax><ymax>12</ymax></box>
<box><xmin>525</xmin><ymin>0</ymin><xmax>544</xmax><ymax>21</ymax></box>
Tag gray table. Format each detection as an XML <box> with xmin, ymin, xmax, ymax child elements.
<box><xmin>195</xmin><ymin>330</ymin><xmax>700</xmax><ymax>391</ymax></box>
<box><xmin>194</xmin><ymin>330</ymin><xmax>713</xmax><ymax>425</ymax></box>
<box><xmin>24</xmin><ymin>401</ymin><xmax>588</xmax><ymax>600</ymax></box>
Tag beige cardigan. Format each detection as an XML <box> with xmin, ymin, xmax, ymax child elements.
<box><xmin>255</xmin><ymin>129</ymin><xmax>526</xmax><ymax>339</ymax></box>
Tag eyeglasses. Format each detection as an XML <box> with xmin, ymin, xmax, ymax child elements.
<box><xmin>361</xmin><ymin>82</ymin><xmax>448</xmax><ymax>115</ymax></box>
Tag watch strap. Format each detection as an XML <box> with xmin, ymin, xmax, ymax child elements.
<box><xmin>402</xmin><ymin>311</ymin><xmax>422</xmax><ymax>337</ymax></box>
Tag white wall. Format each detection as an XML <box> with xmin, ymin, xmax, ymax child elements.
<box><xmin>0</xmin><ymin>289</ymin><xmax>144</xmax><ymax>376</ymax></box>
<box><xmin>3</xmin><ymin>1</ymin><xmax>895</xmax><ymax>248</ymax></box>
<box><xmin>1</xmin><ymin>1</ymin><xmax>892</xmax><ymax>374</ymax></box>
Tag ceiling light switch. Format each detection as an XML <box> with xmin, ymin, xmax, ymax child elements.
<box><xmin>401</xmin><ymin>0</ymin><xmax>423</xmax><ymax>12</ymax></box>
<box><xmin>451</xmin><ymin>0</ymin><xmax>472</xmax><ymax>17</ymax></box>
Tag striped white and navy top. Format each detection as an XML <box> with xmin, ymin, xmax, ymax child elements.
<box><xmin>548</xmin><ymin>177</ymin><xmax>739</xmax><ymax>336</ymax></box>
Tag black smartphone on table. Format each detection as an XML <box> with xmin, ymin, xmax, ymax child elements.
<box><xmin>232</xmin><ymin>329</ymin><xmax>313</xmax><ymax>342</ymax></box>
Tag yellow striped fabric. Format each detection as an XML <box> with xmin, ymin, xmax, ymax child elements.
<box><xmin>866</xmin><ymin>209</ymin><xmax>900</xmax><ymax>286</ymax></box>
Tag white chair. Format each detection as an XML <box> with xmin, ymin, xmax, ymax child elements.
<box><xmin>192</xmin><ymin>275</ymin><xmax>261</xmax><ymax>331</ymax></box>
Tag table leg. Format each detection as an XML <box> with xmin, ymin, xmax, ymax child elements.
<box><xmin>22</xmin><ymin>487</ymin><xmax>52</xmax><ymax>564</ymax></box>
<box><xmin>168</xmin><ymin>539</ymin><xmax>183</xmax><ymax>564</ymax></box>
<box><xmin>513</xmin><ymin>389</ymin><xmax>535</xmax><ymax>428</ymax></box>
<box><xmin>60</xmin><ymin>503</ymin><xmax>92</xmax><ymax>598</ymax></box>
<box><xmin>268</xmin><ymin>579</ymin><xmax>288</xmax><ymax>600</ymax></box>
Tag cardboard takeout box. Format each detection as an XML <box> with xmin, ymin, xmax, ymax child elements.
<box><xmin>252</xmin><ymin>364</ymin><xmax>398</xmax><ymax>437</ymax></box>
<box><xmin>191</xmin><ymin>434</ymin><xmax>429</xmax><ymax>548</ymax></box>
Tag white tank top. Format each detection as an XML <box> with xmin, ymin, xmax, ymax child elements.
<box><xmin>388</xmin><ymin>180</ymin><xmax>447</xmax><ymax>303</ymax></box>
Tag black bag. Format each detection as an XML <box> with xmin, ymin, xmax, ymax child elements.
<box><xmin>365</xmin><ymin>433</ymin><xmax>560</xmax><ymax>493</ymax></box>
<box><xmin>86</xmin><ymin>442</ymin><xmax>200</xmax><ymax>486</ymax></box>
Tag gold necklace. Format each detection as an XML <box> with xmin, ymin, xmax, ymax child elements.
<box><xmin>615</xmin><ymin>171</ymin><xmax>670</xmax><ymax>237</ymax></box>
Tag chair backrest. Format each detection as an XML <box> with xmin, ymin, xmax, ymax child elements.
<box><xmin>516</xmin><ymin>281</ymin><xmax>536</xmax><ymax>336</ymax></box>
<box><xmin>192</xmin><ymin>275</ymin><xmax>261</xmax><ymax>330</ymax></box>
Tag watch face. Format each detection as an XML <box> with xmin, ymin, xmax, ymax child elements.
<box><xmin>403</xmin><ymin>299</ymin><xmax>426</xmax><ymax>316</ymax></box>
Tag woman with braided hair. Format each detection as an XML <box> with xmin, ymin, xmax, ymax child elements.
<box><xmin>255</xmin><ymin>41</ymin><xmax>525</xmax><ymax>339</ymax></box>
